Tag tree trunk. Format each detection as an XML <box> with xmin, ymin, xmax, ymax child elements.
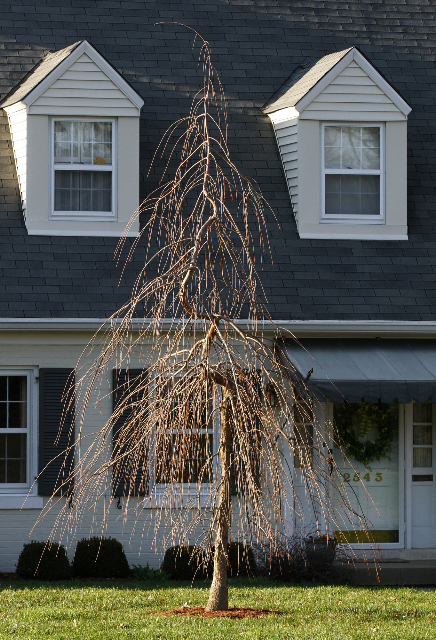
<box><xmin>205</xmin><ymin>388</ymin><xmax>233</xmax><ymax>611</ymax></box>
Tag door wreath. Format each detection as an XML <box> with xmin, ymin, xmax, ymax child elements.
<box><xmin>333</xmin><ymin>401</ymin><xmax>398</xmax><ymax>469</ymax></box>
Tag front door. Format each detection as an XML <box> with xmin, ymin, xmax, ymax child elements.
<box><xmin>407</xmin><ymin>403</ymin><xmax>436</xmax><ymax>548</ymax></box>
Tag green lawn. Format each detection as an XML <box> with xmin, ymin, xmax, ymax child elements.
<box><xmin>1</xmin><ymin>578</ymin><xmax>436</xmax><ymax>639</ymax></box>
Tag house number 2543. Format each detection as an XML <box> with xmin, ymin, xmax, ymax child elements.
<box><xmin>342</xmin><ymin>472</ymin><xmax>383</xmax><ymax>483</ymax></box>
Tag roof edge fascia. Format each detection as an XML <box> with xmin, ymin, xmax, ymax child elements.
<box><xmin>0</xmin><ymin>318</ymin><xmax>436</xmax><ymax>336</ymax></box>
<box><xmin>294</xmin><ymin>47</ymin><xmax>411</xmax><ymax>117</ymax></box>
<box><xmin>23</xmin><ymin>41</ymin><xmax>144</xmax><ymax>111</ymax></box>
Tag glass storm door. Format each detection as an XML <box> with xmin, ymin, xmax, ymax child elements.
<box><xmin>409</xmin><ymin>403</ymin><xmax>436</xmax><ymax>548</ymax></box>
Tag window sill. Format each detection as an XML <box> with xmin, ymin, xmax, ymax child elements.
<box><xmin>0</xmin><ymin>495</ymin><xmax>43</xmax><ymax>510</ymax></box>
<box><xmin>297</xmin><ymin>222</ymin><xmax>408</xmax><ymax>241</ymax></box>
<box><xmin>144</xmin><ymin>489</ymin><xmax>212</xmax><ymax>509</ymax></box>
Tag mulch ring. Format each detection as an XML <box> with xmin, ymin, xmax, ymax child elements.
<box><xmin>153</xmin><ymin>606</ymin><xmax>281</xmax><ymax>619</ymax></box>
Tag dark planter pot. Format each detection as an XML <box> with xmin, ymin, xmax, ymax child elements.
<box><xmin>304</xmin><ymin>538</ymin><xmax>337</xmax><ymax>567</ymax></box>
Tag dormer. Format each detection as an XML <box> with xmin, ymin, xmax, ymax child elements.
<box><xmin>1</xmin><ymin>41</ymin><xmax>144</xmax><ymax>236</ymax></box>
<box><xmin>263</xmin><ymin>48</ymin><xmax>412</xmax><ymax>240</ymax></box>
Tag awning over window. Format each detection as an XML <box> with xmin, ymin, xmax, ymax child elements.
<box><xmin>280</xmin><ymin>339</ymin><xmax>436</xmax><ymax>403</ymax></box>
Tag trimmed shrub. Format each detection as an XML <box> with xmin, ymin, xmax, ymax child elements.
<box><xmin>16</xmin><ymin>541</ymin><xmax>72</xmax><ymax>580</ymax></box>
<box><xmin>161</xmin><ymin>542</ymin><xmax>256</xmax><ymax>580</ymax></box>
<box><xmin>161</xmin><ymin>545</ymin><xmax>210</xmax><ymax>580</ymax></box>
<box><xmin>72</xmin><ymin>537</ymin><xmax>130</xmax><ymax>579</ymax></box>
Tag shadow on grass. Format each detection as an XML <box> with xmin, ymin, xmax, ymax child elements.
<box><xmin>0</xmin><ymin>575</ymin><xmax>421</xmax><ymax>594</ymax></box>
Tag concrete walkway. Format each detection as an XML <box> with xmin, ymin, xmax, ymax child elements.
<box><xmin>341</xmin><ymin>559</ymin><xmax>436</xmax><ymax>586</ymax></box>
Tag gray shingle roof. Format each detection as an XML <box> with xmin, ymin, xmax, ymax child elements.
<box><xmin>262</xmin><ymin>48</ymin><xmax>352</xmax><ymax>114</ymax></box>
<box><xmin>1</xmin><ymin>1</ymin><xmax>436</xmax><ymax>322</ymax></box>
<box><xmin>0</xmin><ymin>41</ymin><xmax>82</xmax><ymax>108</ymax></box>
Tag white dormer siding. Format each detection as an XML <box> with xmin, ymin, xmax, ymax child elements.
<box><xmin>266</xmin><ymin>48</ymin><xmax>411</xmax><ymax>240</ymax></box>
<box><xmin>5</xmin><ymin>102</ymin><xmax>27</xmax><ymax>217</ymax></box>
<box><xmin>29</xmin><ymin>53</ymin><xmax>139</xmax><ymax>117</ymax></box>
<box><xmin>302</xmin><ymin>61</ymin><xmax>405</xmax><ymax>122</ymax></box>
<box><xmin>272</xmin><ymin>116</ymin><xmax>299</xmax><ymax>224</ymax></box>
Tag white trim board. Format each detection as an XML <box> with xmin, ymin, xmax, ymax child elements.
<box><xmin>0</xmin><ymin>318</ymin><xmax>436</xmax><ymax>336</ymax></box>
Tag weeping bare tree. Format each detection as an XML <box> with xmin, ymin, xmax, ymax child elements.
<box><xmin>36</xmin><ymin>27</ymin><xmax>373</xmax><ymax>612</ymax></box>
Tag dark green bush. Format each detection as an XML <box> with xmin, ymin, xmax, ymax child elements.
<box><xmin>225</xmin><ymin>542</ymin><xmax>256</xmax><ymax>577</ymax></box>
<box><xmin>161</xmin><ymin>542</ymin><xmax>256</xmax><ymax>580</ymax></box>
<box><xmin>16</xmin><ymin>541</ymin><xmax>72</xmax><ymax>580</ymax></box>
<box><xmin>161</xmin><ymin>545</ymin><xmax>210</xmax><ymax>580</ymax></box>
<box><xmin>72</xmin><ymin>537</ymin><xmax>130</xmax><ymax>579</ymax></box>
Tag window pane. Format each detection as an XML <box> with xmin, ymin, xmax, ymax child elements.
<box><xmin>362</xmin><ymin>127</ymin><xmax>380</xmax><ymax>148</ymax></box>
<box><xmin>93</xmin><ymin>122</ymin><xmax>112</xmax><ymax>143</ymax></box>
<box><xmin>414</xmin><ymin>424</ymin><xmax>432</xmax><ymax>446</ymax></box>
<box><xmin>324</xmin><ymin>126</ymin><xmax>341</xmax><ymax>147</ymax></box>
<box><xmin>414</xmin><ymin>448</ymin><xmax>432</xmax><ymax>468</ymax></box>
<box><xmin>0</xmin><ymin>434</ymin><xmax>26</xmax><ymax>483</ymax></box>
<box><xmin>0</xmin><ymin>404</ymin><xmax>6</xmax><ymax>428</ymax></box>
<box><xmin>361</xmin><ymin>193</ymin><xmax>380</xmax><ymax>216</ymax></box>
<box><xmin>0</xmin><ymin>378</ymin><xmax>6</xmax><ymax>402</ymax></box>
<box><xmin>342</xmin><ymin>145</ymin><xmax>361</xmax><ymax>170</ymax></box>
<box><xmin>80</xmin><ymin>142</ymin><xmax>93</xmax><ymax>165</ymax></box>
<box><xmin>325</xmin><ymin>175</ymin><xmax>380</xmax><ymax>217</ymax></box>
<box><xmin>325</xmin><ymin>126</ymin><xmax>380</xmax><ymax>171</ymax></box>
<box><xmin>54</xmin><ymin>121</ymin><xmax>70</xmax><ymax>142</ymax></box>
<box><xmin>93</xmin><ymin>143</ymin><xmax>112</xmax><ymax>165</ymax></box>
<box><xmin>9</xmin><ymin>403</ymin><xmax>26</xmax><ymax>429</ymax></box>
<box><xmin>8</xmin><ymin>433</ymin><xmax>26</xmax><ymax>458</ymax></box>
<box><xmin>7</xmin><ymin>460</ymin><xmax>26</xmax><ymax>484</ymax></box>
<box><xmin>341</xmin><ymin>175</ymin><xmax>360</xmax><ymax>194</ymax></box>
<box><xmin>342</xmin><ymin>126</ymin><xmax>361</xmax><ymax>148</ymax></box>
<box><xmin>362</xmin><ymin>147</ymin><xmax>380</xmax><ymax>170</ymax></box>
<box><xmin>341</xmin><ymin>193</ymin><xmax>360</xmax><ymax>215</ymax></box>
<box><xmin>54</xmin><ymin>171</ymin><xmax>112</xmax><ymax>213</ymax></box>
<box><xmin>325</xmin><ymin>193</ymin><xmax>340</xmax><ymax>216</ymax></box>
<box><xmin>54</xmin><ymin>142</ymin><xmax>72</xmax><ymax>163</ymax></box>
<box><xmin>9</xmin><ymin>376</ymin><xmax>26</xmax><ymax>402</ymax></box>
<box><xmin>82</xmin><ymin>122</ymin><xmax>93</xmax><ymax>142</ymax></box>
<box><xmin>325</xmin><ymin>147</ymin><xmax>341</xmax><ymax>169</ymax></box>
<box><xmin>72</xmin><ymin>122</ymin><xmax>79</xmax><ymax>142</ymax></box>
<box><xmin>414</xmin><ymin>403</ymin><xmax>432</xmax><ymax>423</ymax></box>
<box><xmin>54</xmin><ymin>121</ymin><xmax>112</xmax><ymax>166</ymax></box>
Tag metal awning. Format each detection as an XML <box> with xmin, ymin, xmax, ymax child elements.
<box><xmin>280</xmin><ymin>339</ymin><xmax>436</xmax><ymax>403</ymax></box>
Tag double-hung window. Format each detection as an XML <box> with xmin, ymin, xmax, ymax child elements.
<box><xmin>0</xmin><ymin>375</ymin><xmax>29</xmax><ymax>489</ymax></box>
<box><xmin>51</xmin><ymin>119</ymin><xmax>116</xmax><ymax>221</ymax></box>
<box><xmin>155</xmin><ymin>382</ymin><xmax>214</xmax><ymax>489</ymax></box>
<box><xmin>322</xmin><ymin>124</ymin><xmax>384</xmax><ymax>223</ymax></box>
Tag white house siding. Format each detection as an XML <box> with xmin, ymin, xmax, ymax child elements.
<box><xmin>0</xmin><ymin>332</ymin><xmax>156</xmax><ymax>571</ymax></box>
<box><xmin>5</xmin><ymin>104</ymin><xmax>27</xmax><ymax>215</ymax></box>
<box><xmin>0</xmin><ymin>331</ymin><xmax>238</xmax><ymax>572</ymax></box>
<box><xmin>272</xmin><ymin>118</ymin><xmax>299</xmax><ymax>223</ymax></box>
<box><xmin>301</xmin><ymin>61</ymin><xmax>406</xmax><ymax>122</ymax></box>
<box><xmin>29</xmin><ymin>53</ymin><xmax>138</xmax><ymax>117</ymax></box>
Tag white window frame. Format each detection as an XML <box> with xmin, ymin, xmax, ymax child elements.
<box><xmin>321</xmin><ymin>123</ymin><xmax>385</xmax><ymax>225</ymax></box>
<box><xmin>49</xmin><ymin>117</ymin><xmax>117</xmax><ymax>222</ymax></box>
<box><xmin>0</xmin><ymin>368</ymin><xmax>42</xmax><ymax>509</ymax></box>
<box><xmin>146</xmin><ymin>380</ymin><xmax>219</xmax><ymax>508</ymax></box>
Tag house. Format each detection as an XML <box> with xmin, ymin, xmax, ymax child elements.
<box><xmin>1</xmin><ymin>0</ymin><xmax>436</xmax><ymax>573</ymax></box>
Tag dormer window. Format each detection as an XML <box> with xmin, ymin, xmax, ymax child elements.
<box><xmin>52</xmin><ymin>119</ymin><xmax>115</xmax><ymax>220</ymax></box>
<box><xmin>1</xmin><ymin>40</ymin><xmax>143</xmax><ymax>237</ymax></box>
<box><xmin>263</xmin><ymin>47</ymin><xmax>411</xmax><ymax>240</ymax></box>
<box><xmin>322</xmin><ymin>124</ymin><xmax>383</xmax><ymax>222</ymax></box>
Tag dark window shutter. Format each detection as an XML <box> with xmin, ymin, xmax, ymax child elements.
<box><xmin>112</xmin><ymin>369</ymin><xmax>148</xmax><ymax>497</ymax></box>
<box><xmin>38</xmin><ymin>369</ymin><xmax>75</xmax><ymax>496</ymax></box>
